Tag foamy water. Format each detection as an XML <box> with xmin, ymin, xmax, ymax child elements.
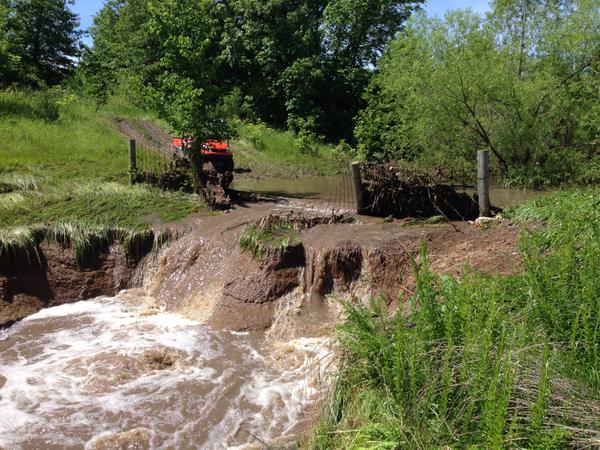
<box><xmin>0</xmin><ymin>292</ymin><xmax>333</xmax><ymax>449</ymax></box>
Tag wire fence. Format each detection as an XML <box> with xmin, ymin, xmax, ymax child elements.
<box><xmin>131</xmin><ymin>142</ymin><xmax>194</xmax><ymax>192</ymax></box>
<box><xmin>273</xmin><ymin>166</ymin><xmax>358</xmax><ymax>218</ymax></box>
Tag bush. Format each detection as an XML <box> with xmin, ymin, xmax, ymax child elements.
<box><xmin>244</xmin><ymin>121</ymin><xmax>269</xmax><ymax>150</ymax></box>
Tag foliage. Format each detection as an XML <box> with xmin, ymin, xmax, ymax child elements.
<box><xmin>356</xmin><ymin>1</ymin><xmax>600</xmax><ymax>187</ymax></box>
<box><xmin>312</xmin><ymin>190</ymin><xmax>600</xmax><ymax>448</ymax></box>
<box><xmin>2</xmin><ymin>0</ymin><xmax>81</xmax><ymax>86</ymax></box>
<box><xmin>239</xmin><ymin>222</ymin><xmax>298</xmax><ymax>259</ymax></box>
<box><xmin>323</xmin><ymin>0</ymin><xmax>418</xmax><ymax>67</ymax></box>
<box><xmin>79</xmin><ymin>0</ymin><xmax>423</xmax><ymax>142</ymax></box>
<box><xmin>0</xmin><ymin>90</ymin><xmax>202</xmax><ymax>230</ymax></box>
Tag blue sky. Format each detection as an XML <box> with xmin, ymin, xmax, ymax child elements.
<box><xmin>72</xmin><ymin>0</ymin><xmax>491</xmax><ymax>47</ymax></box>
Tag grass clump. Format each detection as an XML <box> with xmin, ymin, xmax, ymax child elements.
<box><xmin>0</xmin><ymin>226</ymin><xmax>41</xmax><ymax>267</ymax></box>
<box><xmin>311</xmin><ymin>189</ymin><xmax>600</xmax><ymax>449</ymax></box>
<box><xmin>239</xmin><ymin>221</ymin><xmax>299</xmax><ymax>259</ymax></box>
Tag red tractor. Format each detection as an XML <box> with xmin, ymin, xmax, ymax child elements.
<box><xmin>172</xmin><ymin>137</ymin><xmax>234</xmax><ymax>208</ymax></box>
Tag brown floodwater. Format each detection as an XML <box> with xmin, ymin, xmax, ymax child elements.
<box><xmin>234</xmin><ymin>176</ymin><xmax>551</xmax><ymax>208</ymax></box>
<box><xmin>0</xmin><ymin>291</ymin><xmax>333</xmax><ymax>449</ymax></box>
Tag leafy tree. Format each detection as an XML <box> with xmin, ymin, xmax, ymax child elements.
<box><xmin>78</xmin><ymin>0</ymin><xmax>158</xmax><ymax>104</ymax></box>
<box><xmin>217</xmin><ymin>0</ymin><xmax>327</xmax><ymax>128</ymax></box>
<box><xmin>6</xmin><ymin>0</ymin><xmax>81</xmax><ymax>86</ymax></box>
<box><xmin>0</xmin><ymin>0</ymin><xmax>12</xmax><ymax>84</ymax></box>
<box><xmin>81</xmin><ymin>0</ymin><xmax>422</xmax><ymax>141</ymax></box>
<box><xmin>143</xmin><ymin>0</ymin><xmax>229</xmax><ymax>140</ymax></box>
<box><xmin>323</xmin><ymin>0</ymin><xmax>421</xmax><ymax>67</ymax></box>
<box><xmin>356</xmin><ymin>1</ymin><xmax>600</xmax><ymax>186</ymax></box>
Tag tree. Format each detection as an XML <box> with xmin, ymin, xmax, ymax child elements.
<box><xmin>78</xmin><ymin>0</ymin><xmax>158</xmax><ymax>104</ymax></box>
<box><xmin>356</xmin><ymin>1</ymin><xmax>600</xmax><ymax>186</ymax></box>
<box><xmin>323</xmin><ymin>0</ymin><xmax>422</xmax><ymax>67</ymax></box>
<box><xmin>142</xmin><ymin>0</ymin><xmax>229</xmax><ymax>140</ymax></box>
<box><xmin>82</xmin><ymin>0</ymin><xmax>423</xmax><ymax>141</ymax></box>
<box><xmin>6</xmin><ymin>0</ymin><xmax>81</xmax><ymax>86</ymax></box>
<box><xmin>0</xmin><ymin>0</ymin><xmax>12</xmax><ymax>84</ymax></box>
<box><xmin>218</xmin><ymin>0</ymin><xmax>327</xmax><ymax>128</ymax></box>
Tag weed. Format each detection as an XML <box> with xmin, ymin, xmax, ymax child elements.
<box><xmin>239</xmin><ymin>221</ymin><xmax>298</xmax><ymax>259</ymax></box>
<box><xmin>312</xmin><ymin>190</ymin><xmax>600</xmax><ymax>449</ymax></box>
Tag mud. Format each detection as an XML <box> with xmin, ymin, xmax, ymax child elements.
<box><xmin>0</xmin><ymin>242</ymin><xmax>138</xmax><ymax>328</ymax></box>
<box><xmin>113</xmin><ymin>118</ymin><xmax>177</xmax><ymax>159</ymax></box>
<box><xmin>1</xmin><ymin>201</ymin><xmax>521</xmax><ymax>332</ymax></box>
<box><xmin>147</xmin><ymin>203</ymin><xmax>521</xmax><ymax>332</ymax></box>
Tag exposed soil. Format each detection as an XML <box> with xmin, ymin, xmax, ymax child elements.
<box><xmin>148</xmin><ymin>205</ymin><xmax>521</xmax><ymax>332</ymax></box>
<box><xmin>113</xmin><ymin>118</ymin><xmax>178</xmax><ymax>159</ymax></box>
<box><xmin>0</xmin><ymin>242</ymin><xmax>138</xmax><ymax>328</ymax></box>
<box><xmin>1</xmin><ymin>202</ymin><xmax>522</xmax><ymax>331</ymax></box>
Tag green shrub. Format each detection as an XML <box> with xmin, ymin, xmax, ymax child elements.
<box><xmin>244</xmin><ymin>121</ymin><xmax>269</xmax><ymax>150</ymax></box>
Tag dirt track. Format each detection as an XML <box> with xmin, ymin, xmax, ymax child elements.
<box><xmin>114</xmin><ymin>118</ymin><xmax>179</xmax><ymax>159</ymax></box>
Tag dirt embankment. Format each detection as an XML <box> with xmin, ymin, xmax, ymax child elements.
<box><xmin>0</xmin><ymin>203</ymin><xmax>521</xmax><ymax>331</ymax></box>
<box><xmin>219</xmin><ymin>221</ymin><xmax>519</xmax><ymax>331</ymax></box>
<box><xmin>0</xmin><ymin>243</ymin><xmax>141</xmax><ymax>328</ymax></box>
<box><xmin>148</xmin><ymin>205</ymin><xmax>521</xmax><ymax>332</ymax></box>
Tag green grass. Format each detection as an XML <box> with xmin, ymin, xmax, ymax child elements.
<box><xmin>311</xmin><ymin>189</ymin><xmax>600</xmax><ymax>449</ymax></box>
<box><xmin>239</xmin><ymin>221</ymin><xmax>299</xmax><ymax>259</ymax></box>
<box><xmin>233</xmin><ymin>121</ymin><xmax>350</xmax><ymax>178</ymax></box>
<box><xmin>0</xmin><ymin>89</ymin><xmax>202</xmax><ymax>265</ymax></box>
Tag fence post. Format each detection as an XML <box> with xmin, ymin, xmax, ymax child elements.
<box><xmin>478</xmin><ymin>150</ymin><xmax>491</xmax><ymax>217</ymax></box>
<box><xmin>129</xmin><ymin>139</ymin><xmax>137</xmax><ymax>185</ymax></box>
<box><xmin>351</xmin><ymin>162</ymin><xmax>365</xmax><ymax>214</ymax></box>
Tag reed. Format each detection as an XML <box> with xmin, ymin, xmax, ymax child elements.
<box><xmin>311</xmin><ymin>190</ymin><xmax>600</xmax><ymax>449</ymax></box>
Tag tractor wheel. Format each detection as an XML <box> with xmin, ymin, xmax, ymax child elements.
<box><xmin>201</xmin><ymin>159</ymin><xmax>232</xmax><ymax>209</ymax></box>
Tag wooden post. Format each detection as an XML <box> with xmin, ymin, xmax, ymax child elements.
<box><xmin>351</xmin><ymin>162</ymin><xmax>365</xmax><ymax>214</ymax></box>
<box><xmin>129</xmin><ymin>139</ymin><xmax>137</xmax><ymax>185</ymax></box>
<box><xmin>478</xmin><ymin>150</ymin><xmax>491</xmax><ymax>217</ymax></box>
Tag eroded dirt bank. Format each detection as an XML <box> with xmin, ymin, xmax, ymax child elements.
<box><xmin>149</xmin><ymin>202</ymin><xmax>521</xmax><ymax>333</ymax></box>
<box><xmin>0</xmin><ymin>243</ymin><xmax>140</xmax><ymax>328</ymax></box>
<box><xmin>0</xmin><ymin>202</ymin><xmax>521</xmax><ymax>331</ymax></box>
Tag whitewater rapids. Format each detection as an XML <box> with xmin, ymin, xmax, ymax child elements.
<box><xmin>0</xmin><ymin>291</ymin><xmax>333</xmax><ymax>449</ymax></box>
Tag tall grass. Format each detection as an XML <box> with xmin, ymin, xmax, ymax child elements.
<box><xmin>0</xmin><ymin>89</ymin><xmax>201</xmax><ymax>267</ymax></box>
<box><xmin>233</xmin><ymin>121</ymin><xmax>349</xmax><ymax>178</ymax></box>
<box><xmin>311</xmin><ymin>190</ymin><xmax>600</xmax><ymax>449</ymax></box>
<box><xmin>0</xmin><ymin>221</ymin><xmax>177</xmax><ymax>269</ymax></box>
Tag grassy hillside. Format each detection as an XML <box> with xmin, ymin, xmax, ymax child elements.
<box><xmin>310</xmin><ymin>190</ymin><xmax>600</xmax><ymax>449</ymax></box>
<box><xmin>232</xmin><ymin>121</ymin><xmax>350</xmax><ymax>178</ymax></box>
<box><xmin>0</xmin><ymin>90</ymin><xmax>203</xmax><ymax>264</ymax></box>
<box><xmin>0</xmin><ymin>89</ymin><xmax>348</xmax><ymax>264</ymax></box>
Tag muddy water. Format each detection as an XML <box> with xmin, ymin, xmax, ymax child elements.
<box><xmin>0</xmin><ymin>291</ymin><xmax>332</xmax><ymax>449</ymax></box>
<box><xmin>234</xmin><ymin>176</ymin><xmax>550</xmax><ymax>208</ymax></box>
